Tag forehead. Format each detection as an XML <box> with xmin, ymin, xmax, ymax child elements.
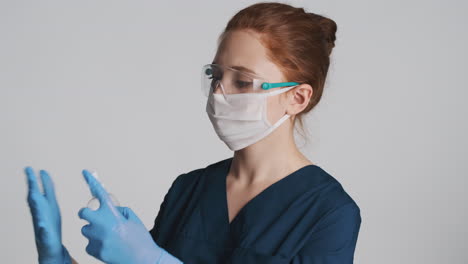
<box><xmin>213</xmin><ymin>30</ymin><xmax>285</xmax><ymax>81</ymax></box>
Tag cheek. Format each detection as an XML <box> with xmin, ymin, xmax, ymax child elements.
<box><xmin>266</xmin><ymin>96</ymin><xmax>285</xmax><ymax>125</ymax></box>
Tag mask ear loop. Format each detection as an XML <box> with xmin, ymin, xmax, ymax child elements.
<box><xmin>263</xmin><ymin>85</ymin><xmax>298</xmax><ymax>126</ymax></box>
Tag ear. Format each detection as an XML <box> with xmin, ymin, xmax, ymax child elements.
<box><xmin>285</xmin><ymin>83</ymin><xmax>313</xmax><ymax>115</ymax></box>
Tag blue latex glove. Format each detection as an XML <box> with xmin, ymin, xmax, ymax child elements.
<box><xmin>25</xmin><ymin>167</ymin><xmax>72</xmax><ymax>264</ymax></box>
<box><xmin>78</xmin><ymin>169</ymin><xmax>183</xmax><ymax>264</ymax></box>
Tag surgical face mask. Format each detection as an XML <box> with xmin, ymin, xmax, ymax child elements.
<box><xmin>206</xmin><ymin>85</ymin><xmax>297</xmax><ymax>151</ymax></box>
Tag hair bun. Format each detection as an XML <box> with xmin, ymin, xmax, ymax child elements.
<box><xmin>307</xmin><ymin>12</ymin><xmax>337</xmax><ymax>55</ymax></box>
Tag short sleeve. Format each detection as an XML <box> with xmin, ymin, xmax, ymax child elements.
<box><xmin>291</xmin><ymin>202</ymin><xmax>362</xmax><ymax>264</ymax></box>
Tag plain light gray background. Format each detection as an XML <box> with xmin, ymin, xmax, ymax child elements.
<box><xmin>1</xmin><ymin>0</ymin><xmax>467</xmax><ymax>263</ymax></box>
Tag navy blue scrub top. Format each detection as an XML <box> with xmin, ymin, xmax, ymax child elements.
<box><xmin>149</xmin><ymin>157</ymin><xmax>362</xmax><ymax>264</ymax></box>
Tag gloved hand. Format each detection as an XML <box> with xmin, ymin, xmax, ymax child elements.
<box><xmin>78</xmin><ymin>169</ymin><xmax>183</xmax><ymax>264</ymax></box>
<box><xmin>25</xmin><ymin>167</ymin><xmax>72</xmax><ymax>264</ymax></box>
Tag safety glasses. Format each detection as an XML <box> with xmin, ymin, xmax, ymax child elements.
<box><xmin>201</xmin><ymin>63</ymin><xmax>301</xmax><ymax>96</ymax></box>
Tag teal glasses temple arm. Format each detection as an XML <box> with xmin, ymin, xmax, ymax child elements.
<box><xmin>261</xmin><ymin>82</ymin><xmax>300</xmax><ymax>90</ymax></box>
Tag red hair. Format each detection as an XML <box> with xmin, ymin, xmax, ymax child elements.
<box><xmin>218</xmin><ymin>2</ymin><xmax>337</xmax><ymax>135</ymax></box>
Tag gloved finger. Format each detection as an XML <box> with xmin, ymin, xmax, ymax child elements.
<box><xmin>81</xmin><ymin>223</ymin><xmax>93</xmax><ymax>239</ymax></box>
<box><xmin>27</xmin><ymin>189</ymin><xmax>40</xmax><ymax>207</ymax></box>
<box><xmin>85</xmin><ymin>240</ymin><xmax>102</xmax><ymax>260</ymax></box>
<box><xmin>116</xmin><ymin>206</ymin><xmax>144</xmax><ymax>225</ymax></box>
<box><xmin>26</xmin><ymin>191</ymin><xmax>45</xmax><ymax>221</ymax></box>
<box><xmin>26</xmin><ymin>191</ymin><xmax>43</xmax><ymax>237</ymax></box>
<box><xmin>25</xmin><ymin>166</ymin><xmax>41</xmax><ymax>195</ymax></box>
<box><xmin>78</xmin><ymin>207</ymin><xmax>99</xmax><ymax>224</ymax></box>
<box><xmin>39</xmin><ymin>169</ymin><xmax>58</xmax><ymax>205</ymax></box>
<box><xmin>82</xmin><ymin>170</ymin><xmax>121</xmax><ymax>218</ymax></box>
<box><xmin>29</xmin><ymin>202</ymin><xmax>46</xmax><ymax>237</ymax></box>
<box><xmin>82</xmin><ymin>169</ymin><xmax>110</xmax><ymax>202</ymax></box>
<box><xmin>116</xmin><ymin>206</ymin><xmax>129</xmax><ymax>218</ymax></box>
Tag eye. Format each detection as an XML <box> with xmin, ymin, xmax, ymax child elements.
<box><xmin>235</xmin><ymin>80</ymin><xmax>252</xmax><ymax>89</ymax></box>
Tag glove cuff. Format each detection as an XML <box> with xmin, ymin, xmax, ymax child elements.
<box><xmin>156</xmin><ymin>247</ymin><xmax>183</xmax><ymax>264</ymax></box>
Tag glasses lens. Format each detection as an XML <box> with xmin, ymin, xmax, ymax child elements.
<box><xmin>202</xmin><ymin>64</ymin><xmax>263</xmax><ymax>96</ymax></box>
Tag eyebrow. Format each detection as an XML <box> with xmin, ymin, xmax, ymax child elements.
<box><xmin>211</xmin><ymin>61</ymin><xmax>258</xmax><ymax>75</ymax></box>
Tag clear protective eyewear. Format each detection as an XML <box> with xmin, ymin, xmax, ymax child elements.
<box><xmin>201</xmin><ymin>63</ymin><xmax>301</xmax><ymax>96</ymax></box>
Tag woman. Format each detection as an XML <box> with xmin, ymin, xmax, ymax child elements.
<box><xmin>25</xmin><ymin>2</ymin><xmax>361</xmax><ymax>264</ymax></box>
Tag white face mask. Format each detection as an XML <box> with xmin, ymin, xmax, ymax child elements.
<box><xmin>206</xmin><ymin>86</ymin><xmax>297</xmax><ymax>151</ymax></box>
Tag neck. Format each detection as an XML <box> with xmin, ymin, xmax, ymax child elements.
<box><xmin>229</xmin><ymin>119</ymin><xmax>312</xmax><ymax>186</ymax></box>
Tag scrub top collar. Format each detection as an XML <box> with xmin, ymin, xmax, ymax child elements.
<box><xmin>199</xmin><ymin>157</ymin><xmax>326</xmax><ymax>246</ymax></box>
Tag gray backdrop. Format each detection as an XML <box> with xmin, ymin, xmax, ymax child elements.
<box><xmin>1</xmin><ymin>0</ymin><xmax>466</xmax><ymax>263</ymax></box>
